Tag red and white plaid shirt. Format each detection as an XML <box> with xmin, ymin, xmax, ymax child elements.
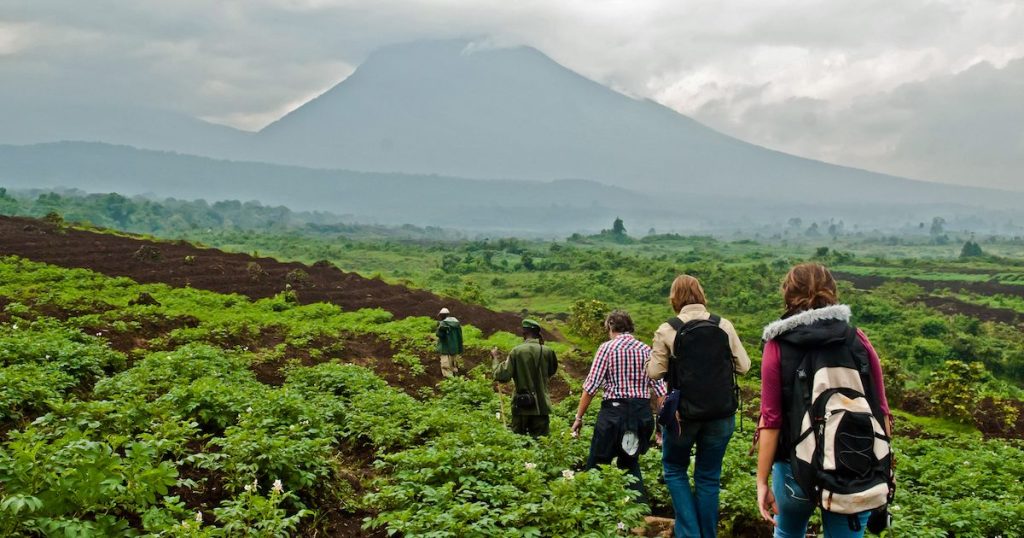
<box><xmin>582</xmin><ymin>333</ymin><xmax>667</xmax><ymax>400</ymax></box>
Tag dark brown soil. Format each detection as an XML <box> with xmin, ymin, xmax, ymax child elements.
<box><xmin>836</xmin><ymin>272</ymin><xmax>1023</xmax><ymax>325</ymax></box>
<box><xmin>918</xmin><ymin>296</ymin><xmax>1021</xmax><ymax>325</ymax></box>
<box><xmin>0</xmin><ymin>216</ymin><xmax>604</xmax><ymax>536</ymax></box>
<box><xmin>974</xmin><ymin>397</ymin><xmax>1024</xmax><ymax>440</ymax></box>
<box><xmin>0</xmin><ymin>215</ymin><xmax>549</xmax><ymax>338</ymax></box>
<box><xmin>835</xmin><ymin>271</ymin><xmax>1024</xmax><ymax>298</ymax></box>
<box><xmin>897</xmin><ymin>390</ymin><xmax>1024</xmax><ymax>440</ymax></box>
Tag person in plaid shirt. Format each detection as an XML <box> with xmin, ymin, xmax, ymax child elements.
<box><xmin>571</xmin><ymin>310</ymin><xmax>667</xmax><ymax>506</ymax></box>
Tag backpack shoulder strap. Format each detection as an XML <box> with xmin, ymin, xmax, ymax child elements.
<box><xmin>708</xmin><ymin>314</ymin><xmax>721</xmax><ymax>326</ymax></box>
<box><xmin>846</xmin><ymin>326</ymin><xmax>868</xmax><ymax>375</ymax></box>
<box><xmin>667</xmin><ymin>317</ymin><xmax>685</xmax><ymax>331</ymax></box>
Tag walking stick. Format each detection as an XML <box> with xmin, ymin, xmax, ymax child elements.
<box><xmin>498</xmin><ymin>389</ymin><xmax>508</xmax><ymax>427</ymax></box>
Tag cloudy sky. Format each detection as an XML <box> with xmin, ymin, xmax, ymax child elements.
<box><xmin>1</xmin><ymin>0</ymin><xmax>1022</xmax><ymax>189</ymax></box>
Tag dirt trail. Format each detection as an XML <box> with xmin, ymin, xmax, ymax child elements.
<box><xmin>0</xmin><ymin>215</ymin><xmax>549</xmax><ymax>338</ymax></box>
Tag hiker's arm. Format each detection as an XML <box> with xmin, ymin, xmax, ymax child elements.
<box><xmin>756</xmin><ymin>424</ymin><xmax>780</xmax><ymax>524</ymax></box>
<box><xmin>755</xmin><ymin>339</ymin><xmax>782</xmax><ymax>524</ymax></box>
<box><xmin>646</xmin><ymin>323</ymin><xmax>671</xmax><ymax>380</ymax></box>
<box><xmin>581</xmin><ymin>343</ymin><xmax>609</xmax><ymax>395</ymax></box>
<box><xmin>758</xmin><ymin>341</ymin><xmax>783</xmax><ymax>430</ymax></box>
<box><xmin>571</xmin><ymin>391</ymin><xmax>594</xmax><ymax>437</ymax></box>
<box><xmin>857</xmin><ymin>329</ymin><xmax>893</xmax><ymax>429</ymax></box>
<box><xmin>492</xmin><ymin>350</ymin><xmax>514</xmax><ymax>382</ymax></box>
<box><xmin>548</xmin><ymin>351</ymin><xmax>558</xmax><ymax>378</ymax></box>
<box><xmin>650</xmin><ymin>377</ymin><xmax>668</xmax><ymax>399</ymax></box>
<box><xmin>722</xmin><ymin>318</ymin><xmax>751</xmax><ymax>374</ymax></box>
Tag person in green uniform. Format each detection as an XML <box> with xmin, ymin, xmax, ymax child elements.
<box><xmin>435</xmin><ymin>307</ymin><xmax>464</xmax><ymax>378</ymax></box>
<box><xmin>491</xmin><ymin>319</ymin><xmax>558</xmax><ymax>437</ymax></box>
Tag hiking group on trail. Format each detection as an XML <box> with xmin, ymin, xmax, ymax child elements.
<box><xmin>446</xmin><ymin>262</ymin><xmax>894</xmax><ymax>538</ymax></box>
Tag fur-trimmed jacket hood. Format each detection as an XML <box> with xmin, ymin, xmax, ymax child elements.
<box><xmin>761</xmin><ymin>304</ymin><xmax>853</xmax><ymax>345</ymax></box>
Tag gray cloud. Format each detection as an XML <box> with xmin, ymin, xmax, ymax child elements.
<box><xmin>695</xmin><ymin>58</ymin><xmax>1024</xmax><ymax>190</ymax></box>
<box><xmin>1</xmin><ymin>0</ymin><xmax>1022</xmax><ymax>188</ymax></box>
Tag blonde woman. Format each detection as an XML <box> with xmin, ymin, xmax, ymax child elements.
<box><xmin>647</xmin><ymin>275</ymin><xmax>750</xmax><ymax>537</ymax></box>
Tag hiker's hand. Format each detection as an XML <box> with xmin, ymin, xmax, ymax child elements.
<box><xmin>654</xmin><ymin>429</ymin><xmax>663</xmax><ymax>447</ymax></box>
<box><xmin>490</xmin><ymin>347</ymin><xmax>501</xmax><ymax>360</ymax></box>
<box><xmin>757</xmin><ymin>482</ymin><xmax>778</xmax><ymax>525</ymax></box>
<box><xmin>570</xmin><ymin>418</ymin><xmax>582</xmax><ymax>438</ymax></box>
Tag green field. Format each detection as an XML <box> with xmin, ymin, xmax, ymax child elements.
<box><xmin>2</xmin><ymin>194</ymin><xmax>1024</xmax><ymax>536</ymax></box>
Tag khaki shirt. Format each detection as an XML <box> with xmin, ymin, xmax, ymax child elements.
<box><xmin>646</xmin><ymin>304</ymin><xmax>750</xmax><ymax>380</ymax></box>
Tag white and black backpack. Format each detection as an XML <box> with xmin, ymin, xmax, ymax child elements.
<box><xmin>786</xmin><ymin>327</ymin><xmax>894</xmax><ymax>522</ymax></box>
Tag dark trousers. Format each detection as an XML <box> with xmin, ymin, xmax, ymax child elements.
<box><xmin>511</xmin><ymin>414</ymin><xmax>550</xmax><ymax>437</ymax></box>
<box><xmin>585</xmin><ymin>398</ymin><xmax>654</xmax><ymax>505</ymax></box>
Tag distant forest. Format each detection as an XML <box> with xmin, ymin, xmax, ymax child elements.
<box><xmin>0</xmin><ymin>188</ymin><xmax>463</xmax><ymax>240</ymax></box>
<box><xmin>4</xmin><ymin>188</ymin><xmax>1024</xmax><ymax>248</ymax></box>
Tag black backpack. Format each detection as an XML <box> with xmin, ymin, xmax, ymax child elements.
<box><xmin>786</xmin><ymin>327</ymin><xmax>893</xmax><ymax>520</ymax></box>
<box><xmin>667</xmin><ymin>315</ymin><xmax>738</xmax><ymax>421</ymax></box>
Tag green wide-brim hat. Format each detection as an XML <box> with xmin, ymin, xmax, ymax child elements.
<box><xmin>521</xmin><ymin>319</ymin><xmax>541</xmax><ymax>329</ymax></box>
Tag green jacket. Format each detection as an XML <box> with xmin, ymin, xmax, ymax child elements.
<box><xmin>435</xmin><ymin>317</ymin><xmax>464</xmax><ymax>355</ymax></box>
<box><xmin>494</xmin><ymin>339</ymin><xmax>558</xmax><ymax>415</ymax></box>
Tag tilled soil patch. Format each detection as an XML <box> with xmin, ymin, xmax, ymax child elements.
<box><xmin>0</xmin><ymin>216</ymin><xmax>547</xmax><ymax>338</ymax></box>
<box><xmin>837</xmin><ymin>272</ymin><xmax>1023</xmax><ymax>325</ymax></box>
<box><xmin>836</xmin><ymin>271</ymin><xmax>1024</xmax><ymax>298</ymax></box>
<box><xmin>917</xmin><ymin>296</ymin><xmax>1021</xmax><ymax>325</ymax></box>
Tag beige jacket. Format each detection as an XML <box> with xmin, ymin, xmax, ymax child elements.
<box><xmin>646</xmin><ymin>304</ymin><xmax>750</xmax><ymax>380</ymax></box>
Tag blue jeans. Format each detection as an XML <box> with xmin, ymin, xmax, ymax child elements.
<box><xmin>772</xmin><ymin>462</ymin><xmax>870</xmax><ymax>538</ymax></box>
<box><xmin>662</xmin><ymin>415</ymin><xmax>734</xmax><ymax>538</ymax></box>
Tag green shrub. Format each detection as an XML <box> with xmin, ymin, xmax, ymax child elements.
<box><xmin>568</xmin><ymin>299</ymin><xmax>609</xmax><ymax>344</ymax></box>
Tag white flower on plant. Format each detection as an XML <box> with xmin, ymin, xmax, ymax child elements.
<box><xmin>524</xmin><ymin>462</ymin><xmax>536</xmax><ymax>471</ymax></box>
<box><xmin>495</xmin><ymin>412</ymin><xmax>501</xmax><ymax>420</ymax></box>
<box><xmin>244</xmin><ymin>483</ymin><xmax>253</xmax><ymax>492</ymax></box>
<box><xmin>892</xmin><ymin>504</ymin><xmax>901</xmax><ymax>512</ymax></box>
<box><xmin>195</xmin><ymin>511</ymin><xmax>203</xmax><ymax>523</ymax></box>
<box><xmin>12</xmin><ymin>324</ymin><xmax>17</xmax><ymax>330</ymax></box>
<box><xmin>96</xmin><ymin>332</ymin><xmax>102</xmax><ymax>336</ymax></box>
<box><xmin>617</xmin><ymin>522</ymin><xmax>626</xmax><ymax>531</ymax></box>
<box><xmin>301</xmin><ymin>419</ymin><xmax>310</xmax><ymax>426</ymax></box>
<box><xmin>623</xmin><ymin>496</ymin><xmax>631</xmax><ymax>503</ymax></box>
<box><xmin>272</xmin><ymin>479</ymin><xmax>283</xmax><ymax>493</ymax></box>
<box><xmin>246</xmin><ymin>406</ymin><xmax>253</xmax><ymax>413</ymax></box>
<box><xmin>561</xmin><ymin>469</ymin><xmax>575</xmax><ymax>480</ymax></box>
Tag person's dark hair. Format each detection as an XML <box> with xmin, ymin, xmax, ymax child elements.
<box><xmin>782</xmin><ymin>262</ymin><xmax>838</xmax><ymax>315</ymax></box>
<box><xmin>604</xmin><ymin>310</ymin><xmax>634</xmax><ymax>334</ymax></box>
<box><xmin>522</xmin><ymin>325</ymin><xmax>544</xmax><ymax>346</ymax></box>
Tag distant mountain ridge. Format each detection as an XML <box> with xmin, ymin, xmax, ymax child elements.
<box><xmin>4</xmin><ymin>142</ymin><xmax>1022</xmax><ymax>235</ymax></box>
<box><xmin>250</xmin><ymin>40</ymin><xmax>996</xmax><ymax>204</ymax></box>
<box><xmin>0</xmin><ymin>40</ymin><xmax>1021</xmax><ymax>213</ymax></box>
<box><xmin>0</xmin><ymin>142</ymin><xmax>655</xmax><ymax>233</ymax></box>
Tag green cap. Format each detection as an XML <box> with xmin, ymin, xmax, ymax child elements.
<box><xmin>521</xmin><ymin>319</ymin><xmax>541</xmax><ymax>329</ymax></box>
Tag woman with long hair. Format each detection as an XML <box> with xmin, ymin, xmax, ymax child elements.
<box><xmin>756</xmin><ymin>263</ymin><xmax>893</xmax><ymax>537</ymax></box>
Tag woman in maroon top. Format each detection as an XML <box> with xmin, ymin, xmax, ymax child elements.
<box><xmin>756</xmin><ymin>263</ymin><xmax>893</xmax><ymax>538</ymax></box>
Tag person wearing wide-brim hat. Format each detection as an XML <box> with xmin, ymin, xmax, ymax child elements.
<box><xmin>491</xmin><ymin>319</ymin><xmax>558</xmax><ymax>437</ymax></box>
<box><xmin>435</xmin><ymin>307</ymin><xmax>463</xmax><ymax>378</ymax></box>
